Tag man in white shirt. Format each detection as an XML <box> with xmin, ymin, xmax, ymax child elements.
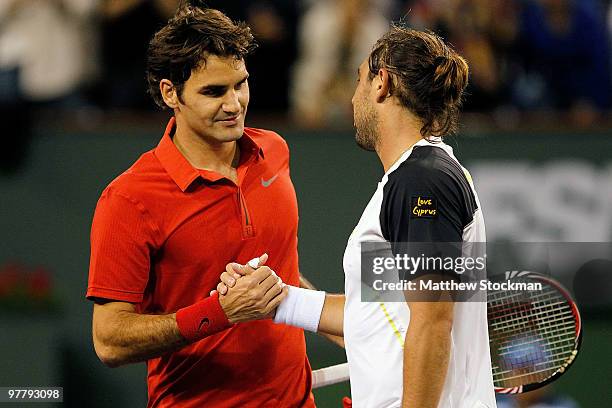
<box><xmin>219</xmin><ymin>26</ymin><xmax>497</xmax><ymax>408</ymax></box>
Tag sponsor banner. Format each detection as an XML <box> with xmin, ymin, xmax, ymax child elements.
<box><xmin>470</xmin><ymin>161</ymin><xmax>612</xmax><ymax>242</ymax></box>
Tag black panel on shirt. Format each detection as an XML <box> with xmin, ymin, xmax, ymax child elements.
<box><xmin>380</xmin><ymin>146</ymin><xmax>478</xmax><ymax>282</ymax></box>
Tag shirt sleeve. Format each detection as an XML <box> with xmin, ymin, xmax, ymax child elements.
<box><xmin>380</xmin><ymin>163</ymin><xmax>468</xmax><ymax>281</ymax></box>
<box><xmin>86</xmin><ymin>188</ymin><xmax>160</xmax><ymax>303</ymax></box>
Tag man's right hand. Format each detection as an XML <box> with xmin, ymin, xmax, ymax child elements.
<box><xmin>217</xmin><ymin>254</ymin><xmax>287</xmax><ymax>324</ymax></box>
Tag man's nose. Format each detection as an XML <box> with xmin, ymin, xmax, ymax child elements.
<box><xmin>222</xmin><ymin>90</ymin><xmax>241</xmax><ymax>114</ymax></box>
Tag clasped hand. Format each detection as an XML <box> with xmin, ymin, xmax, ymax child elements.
<box><xmin>214</xmin><ymin>254</ymin><xmax>287</xmax><ymax>324</ymax></box>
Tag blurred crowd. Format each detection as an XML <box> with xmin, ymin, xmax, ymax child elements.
<box><xmin>1</xmin><ymin>0</ymin><xmax>612</xmax><ymax>128</ymax></box>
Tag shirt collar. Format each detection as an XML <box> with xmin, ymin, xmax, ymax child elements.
<box><xmin>382</xmin><ymin>137</ymin><xmax>450</xmax><ymax>181</ymax></box>
<box><xmin>154</xmin><ymin>117</ymin><xmax>264</xmax><ymax>191</ymax></box>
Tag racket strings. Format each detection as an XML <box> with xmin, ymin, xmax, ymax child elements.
<box><xmin>487</xmin><ymin>279</ymin><xmax>577</xmax><ymax>388</ymax></box>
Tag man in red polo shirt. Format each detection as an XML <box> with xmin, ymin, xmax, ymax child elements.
<box><xmin>86</xmin><ymin>4</ymin><xmax>315</xmax><ymax>407</ymax></box>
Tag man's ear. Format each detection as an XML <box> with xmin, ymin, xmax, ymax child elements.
<box><xmin>374</xmin><ymin>68</ymin><xmax>391</xmax><ymax>103</ymax></box>
<box><xmin>160</xmin><ymin>79</ymin><xmax>180</xmax><ymax>110</ymax></box>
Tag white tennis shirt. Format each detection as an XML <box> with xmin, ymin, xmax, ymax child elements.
<box><xmin>343</xmin><ymin>139</ymin><xmax>497</xmax><ymax>408</ymax></box>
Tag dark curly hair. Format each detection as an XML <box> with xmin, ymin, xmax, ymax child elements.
<box><xmin>146</xmin><ymin>2</ymin><xmax>257</xmax><ymax>109</ymax></box>
<box><xmin>368</xmin><ymin>26</ymin><xmax>469</xmax><ymax>139</ymax></box>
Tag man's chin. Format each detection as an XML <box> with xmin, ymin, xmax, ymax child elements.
<box><xmin>216</xmin><ymin>124</ymin><xmax>244</xmax><ymax>141</ymax></box>
<box><xmin>355</xmin><ymin>133</ymin><xmax>376</xmax><ymax>152</ymax></box>
<box><xmin>232</xmin><ymin>125</ymin><xmax>245</xmax><ymax>139</ymax></box>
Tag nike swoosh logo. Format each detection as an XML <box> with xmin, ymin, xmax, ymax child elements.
<box><xmin>198</xmin><ymin>317</ymin><xmax>210</xmax><ymax>332</ymax></box>
<box><xmin>261</xmin><ymin>174</ymin><xmax>279</xmax><ymax>188</ymax></box>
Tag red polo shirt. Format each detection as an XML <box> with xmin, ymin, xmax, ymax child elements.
<box><xmin>87</xmin><ymin>118</ymin><xmax>315</xmax><ymax>408</ymax></box>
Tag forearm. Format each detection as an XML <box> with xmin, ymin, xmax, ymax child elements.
<box><xmin>298</xmin><ymin>274</ymin><xmax>344</xmax><ymax>341</ymax></box>
<box><xmin>402</xmin><ymin>320</ymin><xmax>452</xmax><ymax>408</ymax></box>
<box><xmin>94</xmin><ymin>295</ymin><xmax>232</xmax><ymax>367</ymax></box>
<box><xmin>318</xmin><ymin>294</ymin><xmax>345</xmax><ymax>337</ymax></box>
<box><xmin>94</xmin><ymin>310</ymin><xmax>187</xmax><ymax>367</ymax></box>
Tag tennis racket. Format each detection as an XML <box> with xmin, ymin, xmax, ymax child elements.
<box><xmin>312</xmin><ymin>271</ymin><xmax>582</xmax><ymax>394</ymax></box>
<box><xmin>488</xmin><ymin>271</ymin><xmax>582</xmax><ymax>394</ymax></box>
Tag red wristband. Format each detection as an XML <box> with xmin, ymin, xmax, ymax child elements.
<box><xmin>176</xmin><ymin>292</ymin><xmax>232</xmax><ymax>342</ymax></box>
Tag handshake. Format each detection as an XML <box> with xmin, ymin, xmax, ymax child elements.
<box><xmin>213</xmin><ymin>253</ymin><xmax>289</xmax><ymax>324</ymax></box>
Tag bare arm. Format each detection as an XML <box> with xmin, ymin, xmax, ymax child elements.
<box><xmin>402</xmin><ymin>298</ymin><xmax>454</xmax><ymax>408</ymax></box>
<box><xmin>92</xmin><ymin>301</ymin><xmax>186</xmax><ymax>368</ymax></box>
<box><xmin>299</xmin><ymin>274</ymin><xmax>344</xmax><ymax>346</ymax></box>
<box><xmin>318</xmin><ymin>294</ymin><xmax>345</xmax><ymax>338</ymax></box>
<box><xmin>92</xmin><ymin>263</ymin><xmax>286</xmax><ymax>368</ymax></box>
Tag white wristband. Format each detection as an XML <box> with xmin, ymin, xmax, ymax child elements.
<box><xmin>274</xmin><ymin>286</ymin><xmax>326</xmax><ymax>332</ymax></box>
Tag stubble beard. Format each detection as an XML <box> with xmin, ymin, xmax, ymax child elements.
<box><xmin>354</xmin><ymin>103</ymin><xmax>379</xmax><ymax>152</ymax></box>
